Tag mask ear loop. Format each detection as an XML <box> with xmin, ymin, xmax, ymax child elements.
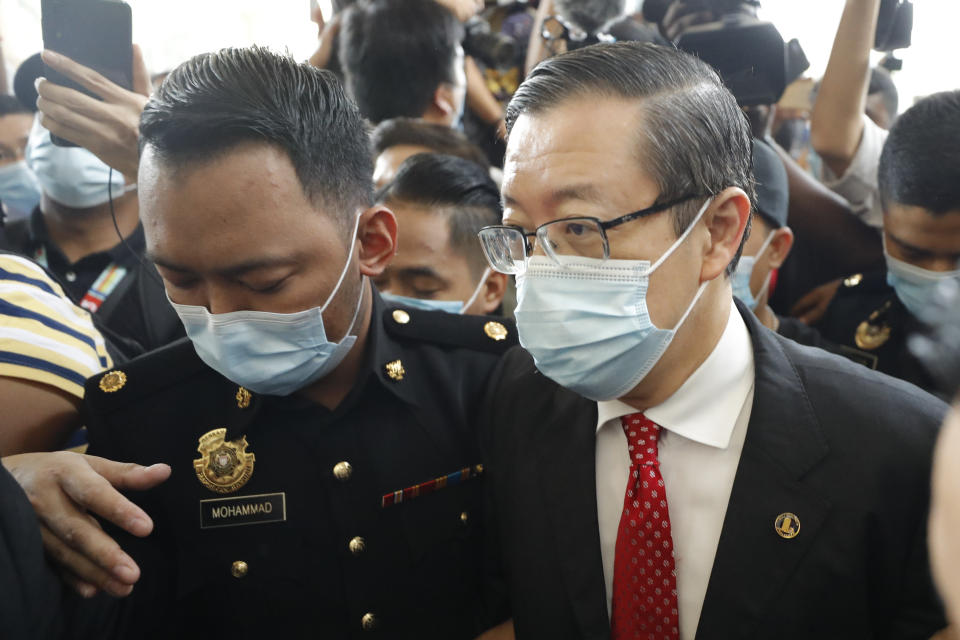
<box><xmin>749</xmin><ymin>230</ymin><xmax>778</xmax><ymax>304</ymax></box>
<box><xmin>319</xmin><ymin>212</ymin><xmax>364</xmax><ymax>314</ymax></box>
<box><xmin>459</xmin><ymin>267</ymin><xmax>492</xmax><ymax>314</ymax></box>
<box><xmin>647</xmin><ymin>196</ymin><xmax>715</xmax><ymax>275</ymax></box>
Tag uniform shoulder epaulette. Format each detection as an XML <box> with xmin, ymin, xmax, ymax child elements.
<box><xmin>85</xmin><ymin>337</ymin><xmax>214</xmax><ymax>412</ymax></box>
<box><xmin>382</xmin><ymin>305</ymin><xmax>519</xmax><ymax>355</ymax></box>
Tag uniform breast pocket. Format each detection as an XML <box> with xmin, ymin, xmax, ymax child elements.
<box><xmin>396</xmin><ymin>478</ymin><xmax>483</xmax><ymax>569</ymax></box>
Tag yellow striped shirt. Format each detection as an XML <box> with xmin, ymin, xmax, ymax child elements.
<box><xmin>0</xmin><ymin>254</ymin><xmax>112</xmax><ymax>398</ymax></box>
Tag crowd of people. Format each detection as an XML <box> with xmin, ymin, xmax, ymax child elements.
<box><xmin>0</xmin><ymin>0</ymin><xmax>958</xmax><ymax>638</ymax></box>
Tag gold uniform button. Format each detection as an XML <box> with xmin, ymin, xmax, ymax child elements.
<box><xmin>333</xmin><ymin>461</ymin><xmax>353</xmax><ymax>481</ymax></box>
<box><xmin>484</xmin><ymin>321</ymin><xmax>508</xmax><ymax>341</ymax></box>
<box><xmin>231</xmin><ymin>560</ymin><xmax>249</xmax><ymax>578</ymax></box>
<box><xmin>349</xmin><ymin>536</ymin><xmax>366</xmax><ymax>555</ymax></box>
<box><xmin>459</xmin><ymin>511</ymin><xmax>469</xmax><ymax>525</ymax></box>
<box><xmin>844</xmin><ymin>273</ymin><xmax>864</xmax><ymax>288</ymax></box>
<box><xmin>361</xmin><ymin>613</ymin><xmax>378</xmax><ymax>631</ymax></box>
<box><xmin>392</xmin><ymin>309</ymin><xmax>410</xmax><ymax>324</ymax></box>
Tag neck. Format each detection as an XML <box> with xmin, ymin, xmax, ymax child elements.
<box><xmin>618</xmin><ymin>280</ymin><xmax>731</xmax><ymax>412</ymax></box>
<box><xmin>41</xmin><ymin>192</ymin><xmax>139</xmax><ymax>263</ymax></box>
<box><xmin>298</xmin><ymin>279</ymin><xmax>373</xmax><ymax>411</ymax></box>
<box><xmin>754</xmin><ymin>299</ymin><xmax>778</xmax><ymax>331</ymax></box>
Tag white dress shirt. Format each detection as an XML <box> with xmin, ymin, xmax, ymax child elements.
<box><xmin>595</xmin><ymin>303</ymin><xmax>755</xmax><ymax>640</ymax></box>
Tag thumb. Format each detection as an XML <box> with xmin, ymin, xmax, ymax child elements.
<box><xmin>131</xmin><ymin>44</ymin><xmax>151</xmax><ymax>97</ymax></box>
<box><xmin>85</xmin><ymin>455</ymin><xmax>171</xmax><ymax>491</ymax></box>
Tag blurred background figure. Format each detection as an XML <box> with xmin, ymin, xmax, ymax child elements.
<box><xmin>370</xmin><ymin>117</ymin><xmax>490</xmax><ymax>188</ymax></box>
<box><xmin>374</xmin><ymin>152</ymin><xmax>508</xmax><ymax>315</ymax></box>
<box><xmin>0</xmin><ymin>95</ymin><xmax>39</xmax><ymax>223</ymax></box>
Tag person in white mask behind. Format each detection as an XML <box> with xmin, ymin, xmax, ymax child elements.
<box><xmin>0</xmin><ymin>95</ymin><xmax>40</xmax><ymax>223</ymax></box>
<box><xmin>374</xmin><ymin>152</ymin><xmax>508</xmax><ymax>316</ymax></box>
<box><xmin>475</xmin><ymin>42</ymin><xmax>949</xmax><ymax>640</ymax></box>
<box><xmin>814</xmin><ymin>91</ymin><xmax>960</xmax><ymax>397</ymax></box>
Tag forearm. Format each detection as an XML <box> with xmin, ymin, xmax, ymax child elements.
<box><xmin>810</xmin><ymin>0</ymin><xmax>882</xmax><ymax>176</ymax></box>
<box><xmin>465</xmin><ymin>56</ymin><xmax>504</xmax><ymax>127</ymax></box>
<box><xmin>524</xmin><ymin>0</ymin><xmax>556</xmax><ymax>76</ymax></box>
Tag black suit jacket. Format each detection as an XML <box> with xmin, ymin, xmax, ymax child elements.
<box><xmin>480</xmin><ymin>300</ymin><xmax>947</xmax><ymax>639</ymax></box>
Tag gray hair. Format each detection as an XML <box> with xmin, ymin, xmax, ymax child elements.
<box><xmin>506</xmin><ymin>42</ymin><xmax>757</xmax><ymax>274</ymax></box>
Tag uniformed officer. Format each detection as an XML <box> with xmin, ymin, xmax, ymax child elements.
<box><xmin>6</xmin><ymin>46</ymin><xmax>516</xmax><ymax>639</ymax></box>
<box><xmin>815</xmin><ymin>90</ymin><xmax>960</xmax><ymax>397</ymax></box>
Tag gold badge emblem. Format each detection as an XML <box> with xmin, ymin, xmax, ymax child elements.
<box><xmin>236</xmin><ymin>386</ymin><xmax>252</xmax><ymax>409</ymax></box>
<box><xmin>484</xmin><ymin>321</ymin><xmax>508</xmax><ymax>341</ymax></box>
<box><xmin>98</xmin><ymin>370</ymin><xmax>127</xmax><ymax>393</ymax></box>
<box><xmin>193</xmin><ymin>428</ymin><xmax>255</xmax><ymax>494</ymax></box>
<box><xmin>385</xmin><ymin>360</ymin><xmax>405</xmax><ymax>381</ymax></box>
<box><xmin>775</xmin><ymin>512</ymin><xmax>800</xmax><ymax>539</ymax></box>
<box><xmin>855</xmin><ymin>320</ymin><xmax>891</xmax><ymax>350</ymax></box>
<box><xmin>392</xmin><ymin>309</ymin><xmax>411</xmax><ymax>325</ymax></box>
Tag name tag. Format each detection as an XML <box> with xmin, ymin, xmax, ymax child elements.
<box><xmin>200</xmin><ymin>492</ymin><xmax>286</xmax><ymax>529</ymax></box>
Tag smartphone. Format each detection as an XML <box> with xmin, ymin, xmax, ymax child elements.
<box><xmin>41</xmin><ymin>0</ymin><xmax>133</xmax><ymax>147</ymax></box>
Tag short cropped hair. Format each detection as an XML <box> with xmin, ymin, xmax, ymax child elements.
<box><xmin>0</xmin><ymin>94</ymin><xmax>30</xmax><ymax>117</ymax></box>
<box><xmin>139</xmin><ymin>46</ymin><xmax>374</xmax><ymax>225</ymax></box>
<box><xmin>371</xmin><ymin>118</ymin><xmax>489</xmax><ymax>168</ymax></box>
<box><xmin>376</xmin><ymin>153</ymin><xmax>501</xmax><ymax>277</ymax></box>
<box><xmin>506</xmin><ymin>42</ymin><xmax>756</xmax><ymax>274</ymax></box>
<box><xmin>339</xmin><ymin>0</ymin><xmax>464</xmax><ymax>123</ymax></box>
<box><xmin>879</xmin><ymin>90</ymin><xmax>960</xmax><ymax>216</ymax></box>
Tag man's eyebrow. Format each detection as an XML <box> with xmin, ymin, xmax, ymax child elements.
<box><xmin>887</xmin><ymin>233</ymin><xmax>935</xmax><ymax>257</ymax></box>
<box><xmin>148</xmin><ymin>253</ymin><xmax>299</xmax><ymax>277</ymax></box>
<box><xmin>397</xmin><ymin>265</ymin><xmax>445</xmax><ymax>280</ymax></box>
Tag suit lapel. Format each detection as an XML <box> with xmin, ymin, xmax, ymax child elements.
<box><xmin>535</xmin><ymin>384</ymin><xmax>611</xmax><ymax>639</ymax></box>
<box><xmin>697</xmin><ymin>303</ymin><xmax>832</xmax><ymax>638</ymax></box>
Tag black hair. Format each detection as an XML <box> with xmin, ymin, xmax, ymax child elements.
<box><xmin>0</xmin><ymin>94</ymin><xmax>30</xmax><ymax>117</ymax></box>
<box><xmin>376</xmin><ymin>153</ymin><xmax>501</xmax><ymax>277</ymax></box>
<box><xmin>139</xmin><ymin>46</ymin><xmax>374</xmax><ymax>224</ymax></box>
<box><xmin>371</xmin><ymin>118</ymin><xmax>489</xmax><ymax>168</ymax></box>
<box><xmin>868</xmin><ymin>67</ymin><xmax>899</xmax><ymax>123</ymax></box>
<box><xmin>879</xmin><ymin>90</ymin><xmax>960</xmax><ymax>216</ymax></box>
<box><xmin>339</xmin><ymin>0</ymin><xmax>464</xmax><ymax>123</ymax></box>
<box><xmin>507</xmin><ymin>41</ymin><xmax>756</xmax><ymax>274</ymax></box>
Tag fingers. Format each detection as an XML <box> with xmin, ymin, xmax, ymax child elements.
<box><xmin>57</xmin><ymin>457</ymin><xmax>167</xmax><ymax>537</ymax></box>
<box><xmin>41</xmin><ymin>50</ymin><xmax>128</xmax><ymax>103</ymax></box>
<box><xmin>40</xmin><ymin>524</ymin><xmax>135</xmax><ymax>597</ymax></box>
<box><xmin>131</xmin><ymin>44</ymin><xmax>152</xmax><ymax>97</ymax></box>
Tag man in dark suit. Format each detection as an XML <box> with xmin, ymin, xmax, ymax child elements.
<box><xmin>476</xmin><ymin>42</ymin><xmax>948</xmax><ymax>639</ymax></box>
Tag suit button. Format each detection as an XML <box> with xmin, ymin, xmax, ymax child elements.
<box><xmin>231</xmin><ymin>560</ymin><xmax>248</xmax><ymax>578</ymax></box>
<box><xmin>460</xmin><ymin>511</ymin><xmax>469</xmax><ymax>525</ymax></box>
<box><xmin>361</xmin><ymin>612</ymin><xmax>377</xmax><ymax>631</ymax></box>
<box><xmin>349</xmin><ymin>536</ymin><xmax>366</xmax><ymax>555</ymax></box>
<box><xmin>333</xmin><ymin>461</ymin><xmax>353</xmax><ymax>481</ymax></box>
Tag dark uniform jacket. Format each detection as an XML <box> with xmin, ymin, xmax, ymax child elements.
<box><xmin>0</xmin><ymin>462</ymin><xmax>63</xmax><ymax>640</ymax></box>
<box><xmin>815</xmin><ymin>270</ymin><xmax>937</xmax><ymax>396</ymax></box>
<box><xmin>0</xmin><ymin>209</ymin><xmax>183</xmax><ymax>358</ymax></box>
<box><xmin>80</xmin><ymin>293</ymin><xmax>517</xmax><ymax>639</ymax></box>
<box><xmin>480</xmin><ymin>299</ymin><xmax>947</xmax><ymax>639</ymax></box>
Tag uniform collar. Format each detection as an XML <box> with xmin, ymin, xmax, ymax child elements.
<box><xmin>363</xmin><ymin>287</ymin><xmax>423</xmax><ymax>408</ymax></box>
<box><xmin>596</xmin><ymin>300</ymin><xmax>755</xmax><ymax>449</ymax></box>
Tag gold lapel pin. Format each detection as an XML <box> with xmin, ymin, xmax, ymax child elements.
<box><xmin>385</xmin><ymin>359</ymin><xmax>405</xmax><ymax>381</ymax></box>
<box><xmin>98</xmin><ymin>370</ymin><xmax>127</xmax><ymax>393</ymax></box>
<box><xmin>775</xmin><ymin>512</ymin><xmax>800</xmax><ymax>539</ymax></box>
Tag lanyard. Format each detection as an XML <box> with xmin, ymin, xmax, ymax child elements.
<box><xmin>34</xmin><ymin>245</ymin><xmax>129</xmax><ymax>313</ymax></box>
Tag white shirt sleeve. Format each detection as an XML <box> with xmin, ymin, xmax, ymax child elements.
<box><xmin>819</xmin><ymin>115</ymin><xmax>889</xmax><ymax>229</ymax></box>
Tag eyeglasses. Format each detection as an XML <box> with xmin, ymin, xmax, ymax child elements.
<box><xmin>478</xmin><ymin>195</ymin><xmax>705</xmax><ymax>275</ymax></box>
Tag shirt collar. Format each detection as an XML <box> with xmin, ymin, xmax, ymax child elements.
<box><xmin>28</xmin><ymin>208</ymin><xmax>145</xmax><ymax>268</ymax></box>
<box><xmin>596</xmin><ymin>302</ymin><xmax>755</xmax><ymax>449</ymax></box>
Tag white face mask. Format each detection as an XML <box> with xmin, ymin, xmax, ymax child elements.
<box><xmin>513</xmin><ymin>198</ymin><xmax>713</xmax><ymax>401</ymax></box>
<box><xmin>170</xmin><ymin>214</ymin><xmax>365</xmax><ymax>396</ymax></box>
<box><xmin>0</xmin><ymin>160</ymin><xmax>41</xmax><ymax>220</ymax></box>
<box><xmin>884</xmin><ymin>240</ymin><xmax>960</xmax><ymax>320</ymax></box>
<box><xmin>731</xmin><ymin>230</ymin><xmax>776</xmax><ymax>311</ymax></box>
<box><xmin>24</xmin><ymin>116</ymin><xmax>128</xmax><ymax>209</ymax></box>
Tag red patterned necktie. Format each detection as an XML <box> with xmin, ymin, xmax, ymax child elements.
<box><xmin>610</xmin><ymin>413</ymin><xmax>680</xmax><ymax>640</ymax></box>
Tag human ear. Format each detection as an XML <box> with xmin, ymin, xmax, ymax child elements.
<box><xmin>700</xmin><ymin>187</ymin><xmax>751</xmax><ymax>282</ymax></box>
<box><xmin>358</xmin><ymin>206</ymin><xmax>398</xmax><ymax>278</ymax></box>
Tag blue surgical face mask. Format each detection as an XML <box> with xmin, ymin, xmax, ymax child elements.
<box><xmin>731</xmin><ymin>231</ymin><xmax>776</xmax><ymax>311</ymax></box>
<box><xmin>884</xmin><ymin>246</ymin><xmax>960</xmax><ymax>320</ymax></box>
<box><xmin>381</xmin><ymin>268</ymin><xmax>491</xmax><ymax>314</ymax></box>
<box><xmin>24</xmin><ymin>117</ymin><xmax>127</xmax><ymax>209</ymax></box>
<box><xmin>170</xmin><ymin>214</ymin><xmax>364</xmax><ymax>396</ymax></box>
<box><xmin>0</xmin><ymin>161</ymin><xmax>41</xmax><ymax>220</ymax></box>
<box><xmin>513</xmin><ymin>198</ymin><xmax>713</xmax><ymax>402</ymax></box>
